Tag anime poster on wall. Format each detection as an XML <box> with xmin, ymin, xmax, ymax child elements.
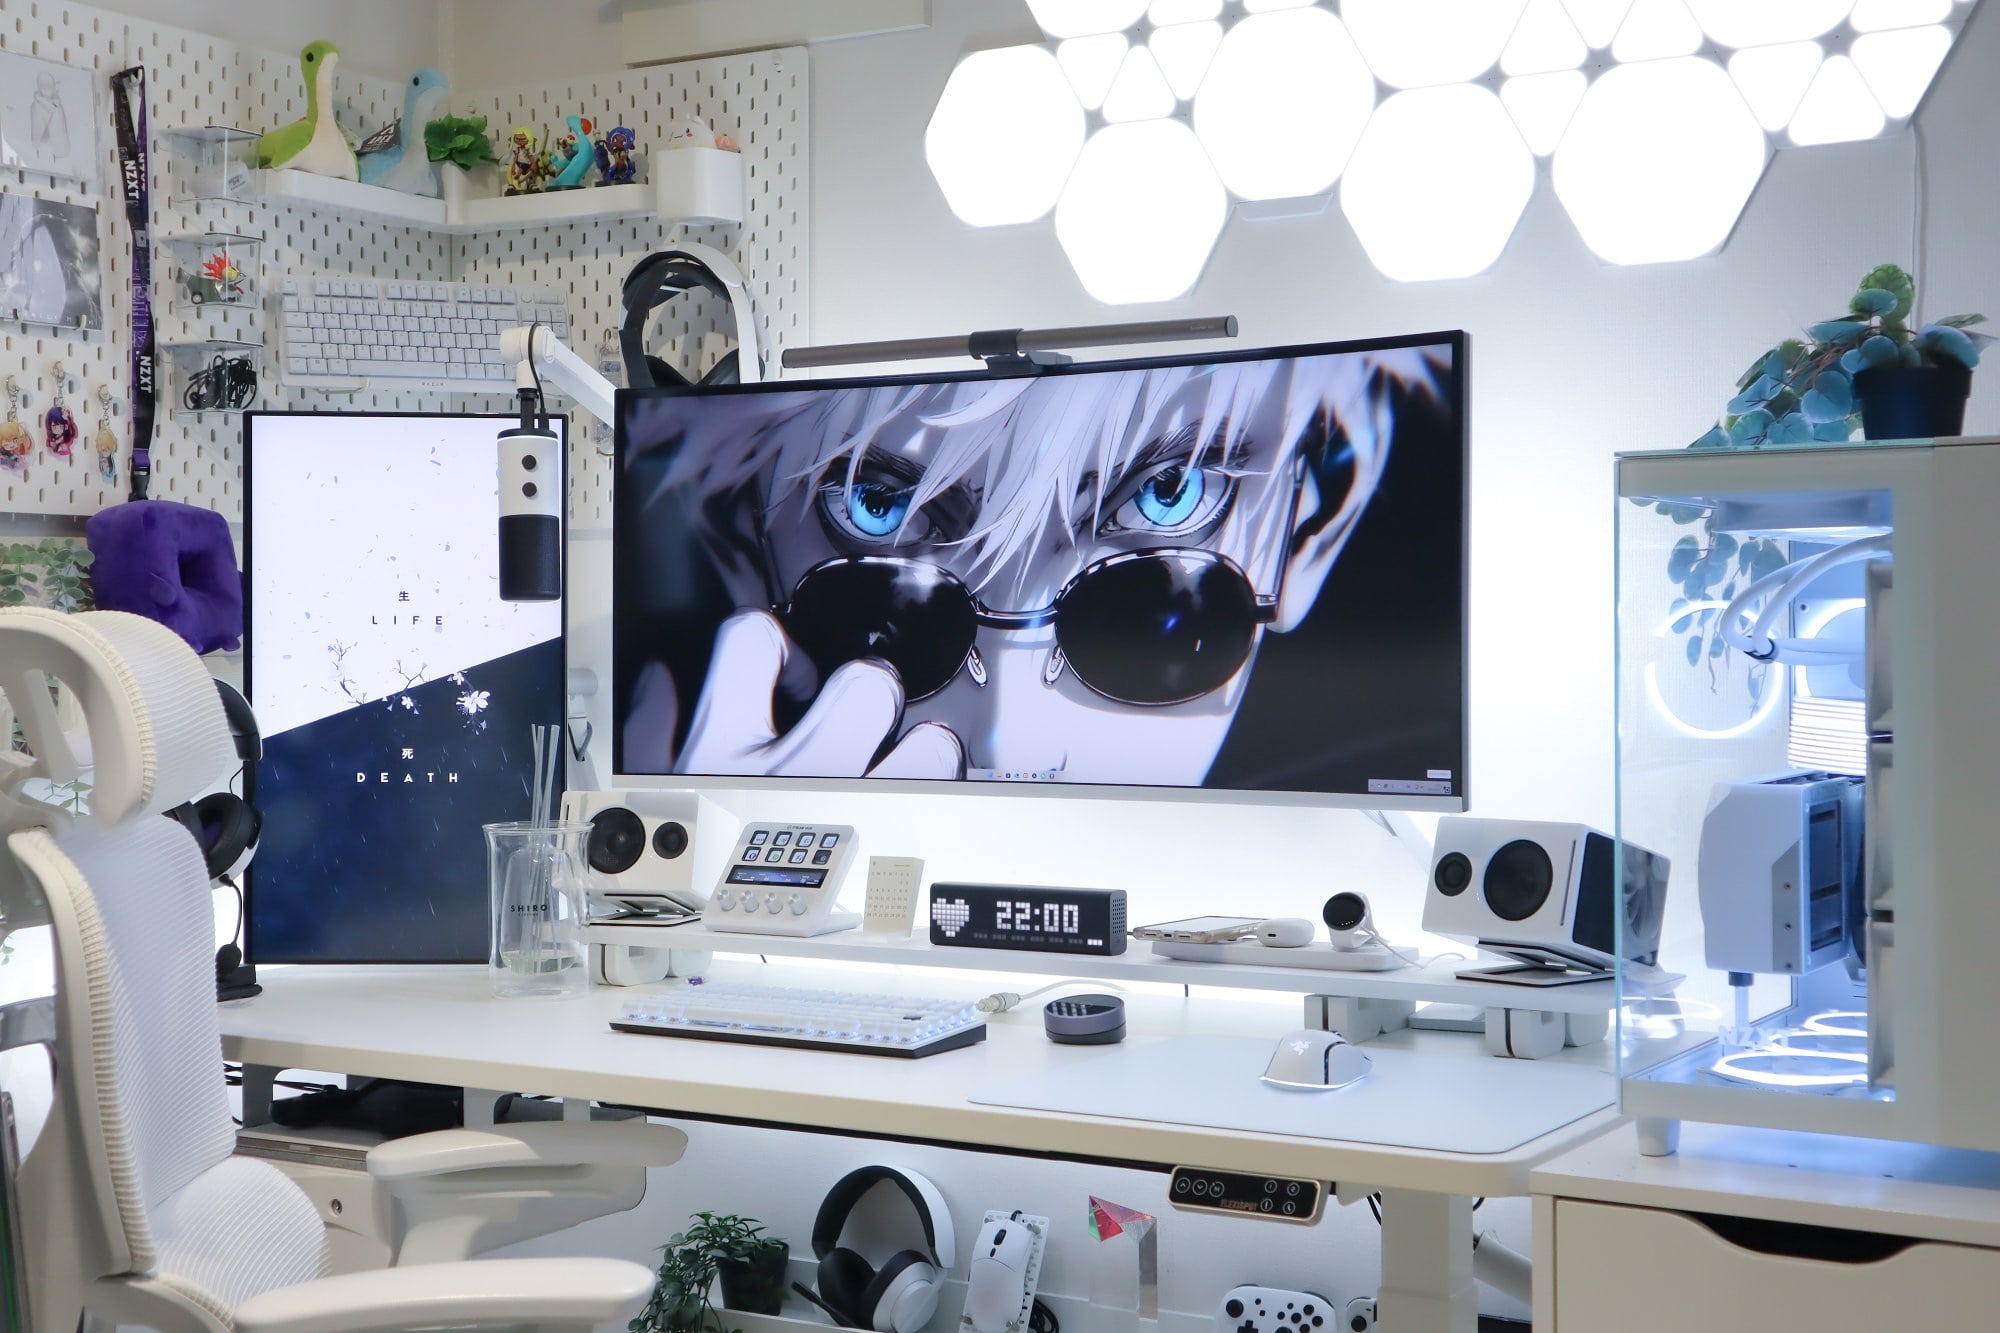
<box><xmin>0</xmin><ymin>51</ymin><xmax>100</xmax><ymax>185</ymax></box>
<box><xmin>0</xmin><ymin>193</ymin><xmax>102</xmax><ymax>331</ymax></box>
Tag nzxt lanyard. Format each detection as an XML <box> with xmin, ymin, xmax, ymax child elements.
<box><xmin>110</xmin><ymin>67</ymin><xmax>154</xmax><ymax>501</ymax></box>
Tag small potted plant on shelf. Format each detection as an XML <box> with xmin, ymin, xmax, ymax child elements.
<box><xmin>631</xmin><ymin>1211</ymin><xmax>790</xmax><ymax>1333</ymax></box>
<box><xmin>1692</xmin><ymin>263</ymin><xmax>1990</xmax><ymax>449</ymax></box>
<box><xmin>424</xmin><ymin>112</ymin><xmax>499</xmax><ymax>210</ymax></box>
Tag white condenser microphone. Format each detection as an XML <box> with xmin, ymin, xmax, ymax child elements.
<box><xmin>498</xmin><ymin>418</ymin><xmax>562</xmax><ymax>602</ymax></box>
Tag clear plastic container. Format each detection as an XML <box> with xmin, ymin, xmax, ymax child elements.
<box><xmin>483</xmin><ymin>820</ymin><xmax>591</xmax><ymax>998</ymax></box>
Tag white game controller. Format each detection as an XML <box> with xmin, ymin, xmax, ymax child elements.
<box><xmin>1214</xmin><ymin>1285</ymin><xmax>1337</xmax><ymax>1333</ymax></box>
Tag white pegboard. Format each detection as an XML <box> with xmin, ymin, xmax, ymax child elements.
<box><xmin>456</xmin><ymin>48</ymin><xmax>810</xmax><ymax>530</ymax></box>
<box><xmin>0</xmin><ymin>0</ymin><xmax>809</xmax><ymax>532</ymax></box>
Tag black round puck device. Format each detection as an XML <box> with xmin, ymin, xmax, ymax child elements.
<box><xmin>1044</xmin><ymin>994</ymin><xmax>1126</xmax><ymax>1044</ymax></box>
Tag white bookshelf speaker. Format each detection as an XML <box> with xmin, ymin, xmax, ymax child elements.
<box><xmin>1421</xmin><ymin>816</ymin><xmax>1670</xmax><ymax>972</ymax></box>
<box><xmin>560</xmin><ymin>788</ymin><xmax>737</xmax><ymax>916</ymax></box>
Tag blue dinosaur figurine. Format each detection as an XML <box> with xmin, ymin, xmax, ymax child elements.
<box><xmin>359</xmin><ymin>68</ymin><xmax>451</xmax><ymax>196</ymax></box>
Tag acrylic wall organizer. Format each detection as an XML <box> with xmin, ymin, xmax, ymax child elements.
<box><xmin>164</xmin><ymin>340</ymin><xmax>261</xmax><ymax>415</ymax></box>
<box><xmin>163</xmin><ymin>125</ymin><xmax>260</xmax><ymax>206</ymax></box>
<box><xmin>159</xmin><ymin>232</ymin><xmax>261</xmax><ymax>313</ymax></box>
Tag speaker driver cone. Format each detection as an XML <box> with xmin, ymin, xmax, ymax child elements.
<box><xmin>588</xmin><ymin>807</ymin><xmax>646</xmax><ymax>875</ymax></box>
<box><xmin>1484</xmin><ymin>840</ymin><xmax>1554</xmax><ymax>921</ymax></box>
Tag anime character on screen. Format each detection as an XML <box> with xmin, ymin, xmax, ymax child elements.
<box><xmin>622</xmin><ymin>344</ymin><xmax>1444</xmax><ymax>786</ymax></box>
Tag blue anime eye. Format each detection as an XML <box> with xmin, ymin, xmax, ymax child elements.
<box><xmin>1103</xmin><ymin>462</ymin><xmax>1235</xmax><ymax>539</ymax></box>
<box><xmin>845</xmin><ymin>481</ymin><xmax>909</xmax><ymax>537</ymax></box>
<box><xmin>818</xmin><ymin>468</ymin><xmax>937</xmax><ymax>546</ymax></box>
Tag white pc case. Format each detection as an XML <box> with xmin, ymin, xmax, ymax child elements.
<box><xmin>1615</xmin><ymin>435</ymin><xmax>2000</xmax><ymax>1153</ymax></box>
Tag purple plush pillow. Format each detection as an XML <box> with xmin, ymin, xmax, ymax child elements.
<box><xmin>85</xmin><ymin>500</ymin><xmax>244</xmax><ymax>654</ymax></box>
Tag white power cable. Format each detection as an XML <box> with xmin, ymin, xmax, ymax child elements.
<box><xmin>978</xmin><ymin>979</ymin><xmax>1129</xmax><ymax>1013</ymax></box>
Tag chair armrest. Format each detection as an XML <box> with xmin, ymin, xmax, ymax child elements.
<box><xmin>234</xmin><ymin>1256</ymin><xmax>655</xmax><ymax>1333</ymax></box>
<box><xmin>367</xmin><ymin>1119</ymin><xmax>688</xmax><ymax>1184</ymax></box>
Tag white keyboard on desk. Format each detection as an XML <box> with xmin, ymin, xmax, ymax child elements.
<box><xmin>277</xmin><ymin>278</ymin><xmax>571</xmax><ymax>392</ymax></box>
<box><xmin>611</xmin><ymin>980</ymin><xmax>986</xmax><ymax>1058</ymax></box>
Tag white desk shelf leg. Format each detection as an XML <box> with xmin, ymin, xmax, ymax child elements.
<box><xmin>1375</xmin><ymin>1189</ymin><xmax>1476</xmax><ymax>1333</ymax></box>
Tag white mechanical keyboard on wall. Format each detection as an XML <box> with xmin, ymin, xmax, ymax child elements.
<box><xmin>703</xmin><ymin>822</ymin><xmax>861</xmax><ymax>937</ymax></box>
<box><xmin>277</xmin><ymin>278</ymin><xmax>572</xmax><ymax>393</ymax></box>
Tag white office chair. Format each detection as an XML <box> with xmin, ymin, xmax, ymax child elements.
<box><xmin>0</xmin><ymin>606</ymin><xmax>675</xmax><ymax>1332</ymax></box>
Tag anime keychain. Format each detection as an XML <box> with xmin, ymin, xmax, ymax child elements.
<box><xmin>94</xmin><ymin>384</ymin><xmax>119</xmax><ymax>485</ymax></box>
<box><xmin>0</xmin><ymin>378</ymin><xmax>31</xmax><ymax>479</ymax></box>
<box><xmin>44</xmin><ymin>363</ymin><xmax>78</xmax><ymax>459</ymax></box>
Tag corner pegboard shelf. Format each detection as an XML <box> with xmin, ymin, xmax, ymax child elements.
<box><xmin>256</xmin><ymin>146</ymin><xmax>744</xmax><ymax>234</ymax></box>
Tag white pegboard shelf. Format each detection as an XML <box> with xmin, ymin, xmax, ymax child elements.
<box><xmin>256</xmin><ymin>148</ymin><xmax>744</xmax><ymax>234</ymax></box>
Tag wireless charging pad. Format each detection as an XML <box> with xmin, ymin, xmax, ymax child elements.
<box><xmin>1044</xmin><ymin>994</ymin><xmax>1126</xmax><ymax>1045</ymax></box>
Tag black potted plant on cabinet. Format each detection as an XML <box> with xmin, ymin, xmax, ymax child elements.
<box><xmin>1692</xmin><ymin>263</ymin><xmax>1989</xmax><ymax>448</ymax></box>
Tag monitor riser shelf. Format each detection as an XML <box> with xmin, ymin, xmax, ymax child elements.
<box><xmin>586</xmin><ymin>921</ymin><xmax>1615</xmax><ymax>1016</ymax></box>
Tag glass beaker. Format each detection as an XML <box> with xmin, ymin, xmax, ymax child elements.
<box><xmin>483</xmin><ymin>820</ymin><xmax>592</xmax><ymax>998</ymax></box>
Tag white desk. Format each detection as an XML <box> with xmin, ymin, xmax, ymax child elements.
<box><xmin>218</xmin><ymin>961</ymin><xmax>1625</xmax><ymax>1333</ymax></box>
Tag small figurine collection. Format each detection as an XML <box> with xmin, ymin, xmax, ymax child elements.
<box><xmin>254</xmin><ymin>38</ymin><xmax>745</xmax><ymax>200</ymax></box>
<box><xmin>502</xmin><ymin>118</ymin><xmax>650</xmax><ymax>194</ymax></box>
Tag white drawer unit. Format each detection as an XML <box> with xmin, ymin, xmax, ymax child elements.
<box><xmin>1548</xmin><ymin>1199</ymin><xmax>2000</xmax><ymax>1332</ymax></box>
<box><xmin>703</xmin><ymin>822</ymin><xmax>861</xmax><ymax>937</ymax></box>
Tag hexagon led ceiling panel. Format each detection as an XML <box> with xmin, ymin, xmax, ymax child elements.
<box><xmin>921</xmin><ymin>0</ymin><xmax>1982</xmax><ymax>300</ymax></box>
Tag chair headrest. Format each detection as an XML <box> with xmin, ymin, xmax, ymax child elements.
<box><xmin>0</xmin><ymin>607</ymin><xmax>236</xmax><ymax>833</ymax></box>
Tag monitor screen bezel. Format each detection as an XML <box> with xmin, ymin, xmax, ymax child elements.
<box><xmin>611</xmin><ymin>330</ymin><xmax>1469</xmax><ymax>813</ymax></box>
<box><xmin>241</xmin><ymin>409</ymin><xmax>570</xmax><ymax>964</ymax></box>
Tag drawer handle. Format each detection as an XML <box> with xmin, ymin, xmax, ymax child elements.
<box><xmin>1693</xmin><ymin>1212</ymin><xmax>1918</xmax><ymax>1264</ymax></box>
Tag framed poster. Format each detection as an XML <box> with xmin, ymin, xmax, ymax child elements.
<box><xmin>0</xmin><ymin>193</ymin><xmax>102</xmax><ymax>331</ymax></box>
<box><xmin>0</xmin><ymin>51</ymin><xmax>100</xmax><ymax>186</ymax></box>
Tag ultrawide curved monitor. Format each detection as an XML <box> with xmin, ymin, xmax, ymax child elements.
<box><xmin>613</xmin><ymin>331</ymin><xmax>1466</xmax><ymax>809</ymax></box>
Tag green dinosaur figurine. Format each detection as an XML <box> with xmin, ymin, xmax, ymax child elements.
<box><xmin>257</xmin><ymin>40</ymin><xmax>357</xmax><ymax>180</ymax></box>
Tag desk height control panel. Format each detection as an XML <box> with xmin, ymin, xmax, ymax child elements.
<box><xmin>704</xmin><ymin>822</ymin><xmax>861</xmax><ymax>937</ymax></box>
<box><xmin>1168</xmin><ymin>1166</ymin><xmax>1325</xmax><ymax>1224</ymax></box>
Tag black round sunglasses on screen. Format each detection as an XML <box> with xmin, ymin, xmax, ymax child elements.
<box><xmin>778</xmin><ymin>549</ymin><xmax>1279</xmax><ymax>707</ymax></box>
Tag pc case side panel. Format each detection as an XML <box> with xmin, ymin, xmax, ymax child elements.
<box><xmin>1910</xmin><ymin>443</ymin><xmax>2000</xmax><ymax>1151</ymax></box>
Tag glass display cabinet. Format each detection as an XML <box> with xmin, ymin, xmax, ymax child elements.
<box><xmin>1615</xmin><ymin>435</ymin><xmax>2000</xmax><ymax>1155</ymax></box>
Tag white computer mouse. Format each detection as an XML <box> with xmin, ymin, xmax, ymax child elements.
<box><xmin>1255</xmin><ymin>917</ymin><xmax>1316</xmax><ymax>947</ymax></box>
<box><xmin>1260</xmin><ymin>1028</ymin><xmax>1372</xmax><ymax>1091</ymax></box>
<box><xmin>963</xmin><ymin>1214</ymin><xmax>1038</xmax><ymax>1333</ymax></box>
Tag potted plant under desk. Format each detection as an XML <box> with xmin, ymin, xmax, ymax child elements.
<box><xmin>631</xmin><ymin>1211</ymin><xmax>790</xmax><ymax>1333</ymax></box>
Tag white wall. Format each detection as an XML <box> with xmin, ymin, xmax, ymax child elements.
<box><xmin>107</xmin><ymin>0</ymin><xmax>443</xmax><ymax>77</ymax></box>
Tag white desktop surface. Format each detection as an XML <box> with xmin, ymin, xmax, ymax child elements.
<box><xmin>969</xmin><ymin>1034</ymin><xmax>1614</xmax><ymax>1154</ymax></box>
<box><xmin>217</xmin><ymin>961</ymin><xmax>1620</xmax><ymax>1198</ymax></box>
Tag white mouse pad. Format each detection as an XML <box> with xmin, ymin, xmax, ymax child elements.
<box><xmin>968</xmin><ymin>1035</ymin><xmax>1614</xmax><ymax>1154</ymax></box>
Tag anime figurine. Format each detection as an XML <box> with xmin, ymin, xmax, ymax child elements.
<box><xmin>43</xmin><ymin>367</ymin><xmax>76</xmax><ymax>458</ymax></box>
<box><xmin>504</xmin><ymin>125</ymin><xmax>545</xmax><ymax>195</ymax></box>
<box><xmin>616</xmin><ymin>344</ymin><xmax>1449</xmax><ymax>786</ymax></box>
<box><xmin>257</xmin><ymin>41</ymin><xmax>358</xmax><ymax>181</ymax></box>
<box><xmin>593</xmin><ymin>125</ymin><xmax>637</xmax><ymax>186</ymax></box>
<box><xmin>358</xmin><ymin>68</ymin><xmax>452</xmax><ymax>197</ymax></box>
<box><xmin>185</xmin><ymin>250</ymin><xmax>248</xmax><ymax>305</ymax></box>
<box><xmin>545</xmin><ymin>115</ymin><xmax>596</xmax><ymax>190</ymax></box>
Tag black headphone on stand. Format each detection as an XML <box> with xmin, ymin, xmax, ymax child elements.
<box><xmin>165</xmin><ymin>679</ymin><xmax>262</xmax><ymax>998</ymax></box>
<box><xmin>618</xmin><ymin>241</ymin><xmax>763</xmax><ymax>390</ymax></box>
<box><xmin>808</xmin><ymin>1166</ymin><xmax>957</xmax><ymax>1333</ymax></box>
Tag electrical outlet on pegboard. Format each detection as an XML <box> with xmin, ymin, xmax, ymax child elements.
<box><xmin>0</xmin><ymin>2</ymin><xmax>808</xmax><ymax>537</ymax></box>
